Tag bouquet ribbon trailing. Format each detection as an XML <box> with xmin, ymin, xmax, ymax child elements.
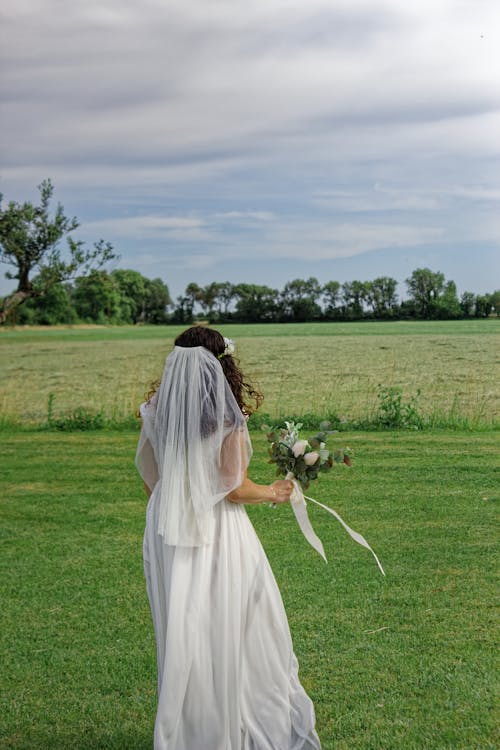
<box><xmin>286</xmin><ymin>472</ymin><xmax>385</xmax><ymax>576</ymax></box>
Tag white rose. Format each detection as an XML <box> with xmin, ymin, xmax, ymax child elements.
<box><xmin>292</xmin><ymin>440</ymin><xmax>308</xmax><ymax>458</ymax></box>
<box><xmin>304</xmin><ymin>451</ymin><xmax>320</xmax><ymax>466</ymax></box>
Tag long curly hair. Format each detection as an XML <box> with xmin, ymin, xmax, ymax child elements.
<box><xmin>144</xmin><ymin>326</ymin><xmax>263</xmax><ymax>416</ymax></box>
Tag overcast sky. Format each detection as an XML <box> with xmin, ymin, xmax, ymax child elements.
<box><xmin>1</xmin><ymin>0</ymin><xmax>499</xmax><ymax>300</ymax></box>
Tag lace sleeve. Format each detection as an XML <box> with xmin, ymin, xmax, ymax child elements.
<box><xmin>135</xmin><ymin>400</ymin><xmax>160</xmax><ymax>492</ymax></box>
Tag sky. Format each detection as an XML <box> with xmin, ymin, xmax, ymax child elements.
<box><xmin>1</xmin><ymin>0</ymin><xmax>499</xmax><ymax>302</ymax></box>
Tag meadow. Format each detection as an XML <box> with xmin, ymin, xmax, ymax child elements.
<box><xmin>1</xmin><ymin>429</ymin><xmax>498</xmax><ymax>749</ymax></box>
<box><xmin>0</xmin><ymin>320</ymin><xmax>499</xmax><ymax>426</ymax></box>
<box><xmin>1</xmin><ymin>321</ymin><xmax>499</xmax><ymax>749</ymax></box>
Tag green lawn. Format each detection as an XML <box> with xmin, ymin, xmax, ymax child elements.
<box><xmin>1</xmin><ymin>320</ymin><xmax>499</xmax><ymax>424</ymax></box>
<box><xmin>1</xmin><ymin>428</ymin><xmax>498</xmax><ymax>749</ymax></box>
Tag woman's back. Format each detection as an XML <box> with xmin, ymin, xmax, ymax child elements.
<box><xmin>137</xmin><ymin>327</ymin><xmax>321</xmax><ymax>749</ymax></box>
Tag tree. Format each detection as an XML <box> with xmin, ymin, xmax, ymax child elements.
<box><xmin>341</xmin><ymin>280</ymin><xmax>369</xmax><ymax>319</ymax></box>
<box><xmin>72</xmin><ymin>270</ymin><xmax>121</xmax><ymax>323</ymax></box>
<box><xmin>322</xmin><ymin>281</ymin><xmax>341</xmax><ymax>319</ymax></box>
<box><xmin>435</xmin><ymin>280</ymin><xmax>461</xmax><ymax>319</ymax></box>
<box><xmin>199</xmin><ymin>282</ymin><xmax>220</xmax><ymax>318</ymax></box>
<box><xmin>489</xmin><ymin>290</ymin><xmax>500</xmax><ymax>317</ymax></box>
<box><xmin>185</xmin><ymin>282</ymin><xmax>203</xmax><ymax>317</ymax></box>
<box><xmin>405</xmin><ymin>268</ymin><xmax>445</xmax><ymax>319</ymax></box>
<box><xmin>280</xmin><ymin>277</ymin><xmax>322</xmax><ymax>321</ymax></box>
<box><xmin>474</xmin><ymin>293</ymin><xmax>492</xmax><ymax>318</ymax></box>
<box><xmin>214</xmin><ymin>281</ymin><xmax>235</xmax><ymax>318</ymax></box>
<box><xmin>233</xmin><ymin>284</ymin><xmax>279</xmax><ymax>322</ymax></box>
<box><xmin>365</xmin><ymin>276</ymin><xmax>398</xmax><ymax>318</ymax></box>
<box><xmin>0</xmin><ymin>179</ymin><xmax>116</xmax><ymax>323</ymax></box>
<box><xmin>112</xmin><ymin>269</ymin><xmax>146</xmax><ymax>323</ymax></box>
<box><xmin>460</xmin><ymin>291</ymin><xmax>476</xmax><ymax>318</ymax></box>
<box><xmin>171</xmin><ymin>295</ymin><xmax>194</xmax><ymax>324</ymax></box>
<box><xmin>143</xmin><ymin>278</ymin><xmax>171</xmax><ymax>323</ymax></box>
<box><xmin>14</xmin><ymin>281</ymin><xmax>75</xmax><ymax>325</ymax></box>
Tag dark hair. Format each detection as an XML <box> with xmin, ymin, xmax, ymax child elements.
<box><xmin>174</xmin><ymin>326</ymin><xmax>263</xmax><ymax>416</ymax></box>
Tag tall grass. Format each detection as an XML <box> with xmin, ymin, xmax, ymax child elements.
<box><xmin>1</xmin><ymin>321</ymin><xmax>499</xmax><ymax>428</ymax></box>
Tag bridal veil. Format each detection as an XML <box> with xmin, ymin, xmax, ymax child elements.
<box><xmin>136</xmin><ymin>345</ymin><xmax>252</xmax><ymax>546</ymax></box>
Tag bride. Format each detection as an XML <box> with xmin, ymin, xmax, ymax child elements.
<box><xmin>136</xmin><ymin>325</ymin><xmax>321</xmax><ymax>750</ymax></box>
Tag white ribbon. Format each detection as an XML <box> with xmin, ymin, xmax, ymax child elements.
<box><xmin>287</xmin><ymin>472</ymin><xmax>385</xmax><ymax>576</ymax></box>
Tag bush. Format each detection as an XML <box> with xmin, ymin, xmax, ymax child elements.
<box><xmin>376</xmin><ymin>385</ymin><xmax>424</xmax><ymax>429</ymax></box>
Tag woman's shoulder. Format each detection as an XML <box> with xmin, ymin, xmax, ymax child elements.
<box><xmin>140</xmin><ymin>392</ymin><xmax>158</xmax><ymax>419</ymax></box>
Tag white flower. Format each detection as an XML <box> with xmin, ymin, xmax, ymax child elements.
<box><xmin>319</xmin><ymin>442</ymin><xmax>329</xmax><ymax>462</ymax></box>
<box><xmin>304</xmin><ymin>451</ymin><xmax>320</xmax><ymax>466</ymax></box>
<box><xmin>223</xmin><ymin>337</ymin><xmax>235</xmax><ymax>355</ymax></box>
<box><xmin>292</xmin><ymin>440</ymin><xmax>308</xmax><ymax>458</ymax></box>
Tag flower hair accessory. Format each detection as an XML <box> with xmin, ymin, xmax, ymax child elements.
<box><xmin>218</xmin><ymin>337</ymin><xmax>235</xmax><ymax>358</ymax></box>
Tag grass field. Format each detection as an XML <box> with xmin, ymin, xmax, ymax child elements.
<box><xmin>1</xmin><ymin>321</ymin><xmax>499</xmax><ymax>748</ymax></box>
<box><xmin>1</xmin><ymin>428</ymin><xmax>498</xmax><ymax>749</ymax></box>
<box><xmin>1</xmin><ymin>320</ymin><xmax>499</xmax><ymax>426</ymax></box>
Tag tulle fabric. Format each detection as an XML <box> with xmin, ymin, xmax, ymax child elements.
<box><xmin>143</xmin><ymin>487</ymin><xmax>321</xmax><ymax>750</ymax></box>
<box><xmin>137</xmin><ymin>345</ymin><xmax>252</xmax><ymax>546</ymax></box>
<box><xmin>136</xmin><ymin>346</ymin><xmax>322</xmax><ymax>749</ymax></box>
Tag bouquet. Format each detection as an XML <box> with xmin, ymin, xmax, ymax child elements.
<box><xmin>264</xmin><ymin>420</ymin><xmax>385</xmax><ymax>576</ymax></box>
<box><xmin>266</xmin><ymin>420</ymin><xmax>352</xmax><ymax>490</ymax></box>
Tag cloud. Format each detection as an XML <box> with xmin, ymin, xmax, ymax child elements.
<box><xmin>84</xmin><ymin>215</ymin><xmax>214</xmax><ymax>246</ymax></box>
<box><xmin>247</xmin><ymin>219</ymin><xmax>445</xmax><ymax>262</ymax></box>
<box><xmin>215</xmin><ymin>211</ymin><xmax>275</xmax><ymax>221</ymax></box>
<box><xmin>86</xmin><ymin>215</ymin><xmax>207</xmax><ymax>235</ymax></box>
<box><xmin>1</xmin><ymin>0</ymin><xmax>499</xmax><ymax>298</ymax></box>
<box><xmin>2</xmin><ymin>0</ymin><xmax>499</xmax><ymax>172</ymax></box>
<box><xmin>313</xmin><ymin>187</ymin><xmax>443</xmax><ymax>213</ymax></box>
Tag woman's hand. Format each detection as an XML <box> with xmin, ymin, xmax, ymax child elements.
<box><xmin>227</xmin><ymin>474</ymin><xmax>294</xmax><ymax>505</ymax></box>
<box><xmin>269</xmin><ymin>479</ymin><xmax>294</xmax><ymax>504</ymax></box>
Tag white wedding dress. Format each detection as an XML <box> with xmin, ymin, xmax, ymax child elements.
<box><xmin>137</xmin><ymin>393</ymin><xmax>322</xmax><ymax>750</ymax></box>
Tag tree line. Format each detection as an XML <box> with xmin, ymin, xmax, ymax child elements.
<box><xmin>157</xmin><ymin>270</ymin><xmax>499</xmax><ymax>323</ymax></box>
<box><xmin>1</xmin><ymin>180</ymin><xmax>498</xmax><ymax>325</ymax></box>
<box><xmin>6</xmin><ymin>267</ymin><xmax>498</xmax><ymax>325</ymax></box>
<box><xmin>10</xmin><ymin>269</ymin><xmax>171</xmax><ymax>325</ymax></box>
<box><xmin>171</xmin><ymin>272</ymin><xmax>499</xmax><ymax>323</ymax></box>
